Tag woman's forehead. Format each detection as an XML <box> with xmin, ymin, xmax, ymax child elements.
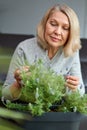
<box><xmin>48</xmin><ymin>11</ymin><xmax>69</xmax><ymax>25</ymax></box>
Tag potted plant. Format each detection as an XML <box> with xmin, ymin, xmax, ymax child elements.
<box><xmin>3</xmin><ymin>59</ymin><xmax>87</xmax><ymax>130</ymax></box>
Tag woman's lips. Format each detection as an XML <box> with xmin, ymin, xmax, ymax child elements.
<box><xmin>51</xmin><ymin>36</ymin><xmax>61</xmax><ymax>42</ymax></box>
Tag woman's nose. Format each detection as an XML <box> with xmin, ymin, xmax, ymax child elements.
<box><xmin>54</xmin><ymin>27</ymin><xmax>62</xmax><ymax>35</ymax></box>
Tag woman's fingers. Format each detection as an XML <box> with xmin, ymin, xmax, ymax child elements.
<box><xmin>14</xmin><ymin>66</ymin><xmax>30</xmax><ymax>80</ymax></box>
<box><xmin>65</xmin><ymin>75</ymin><xmax>79</xmax><ymax>90</ymax></box>
<box><xmin>14</xmin><ymin>69</ymin><xmax>21</xmax><ymax>79</ymax></box>
<box><xmin>65</xmin><ymin>82</ymin><xmax>77</xmax><ymax>90</ymax></box>
<box><xmin>21</xmin><ymin>66</ymin><xmax>30</xmax><ymax>72</ymax></box>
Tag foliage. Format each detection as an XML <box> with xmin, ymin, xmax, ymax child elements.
<box><xmin>53</xmin><ymin>92</ymin><xmax>87</xmax><ymax>114</ymax></box>
<box><xmin>0</xmin><ymin>107</ymin><xmax>32</xmax><ymax>130</ymax></box>
<box><xmin>0</xmin><ymin>117</ymin><xmax>23</xmax><ymax>130</ymax></box>
<box><xmin>5</xmin><ymin>59</ymin><xmax>87</xmax><ymax>116</ymax></box>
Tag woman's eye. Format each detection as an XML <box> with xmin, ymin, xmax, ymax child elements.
<box><xmin>63</xmin><ymin>27</ymin><xmax>70</xmax><ymax>31</ymax></box>
<box><xmin>50</xmin><ymin>22</ymin><xmax>57</xmax><ymax>26</ymax></box>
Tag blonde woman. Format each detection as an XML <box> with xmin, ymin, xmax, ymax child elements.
<box><xmin>2</xmin><ymin>3</ymin><xmax>85</xmax><ymax>100</ymax></box>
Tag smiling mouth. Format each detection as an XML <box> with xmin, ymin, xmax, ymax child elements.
<box><xmin>51</xmin><ymin>36</ymin><xmax>61</xmax><ymax>42</ymax></box>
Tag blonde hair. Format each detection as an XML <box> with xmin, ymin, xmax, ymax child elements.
<box><xmin>37</xmin><ymin>4</ymin><xmax>81</xmax><ymax>57</ymax></box>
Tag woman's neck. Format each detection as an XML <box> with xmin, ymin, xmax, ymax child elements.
<box><xmin>48</xmin><ymin>47</ymin><xmax>59</xmax><ymax>59</ymax></box>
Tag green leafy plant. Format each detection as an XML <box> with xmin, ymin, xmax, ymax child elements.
<box><xmin>53</xmin><ymin>92</ymin><xmax>87</xmax><ymax>114</ymax></box>
<box><xmin>5</xmin><ymin>59</ymin><xmax>87</xmax><ymax>116</ymax></box>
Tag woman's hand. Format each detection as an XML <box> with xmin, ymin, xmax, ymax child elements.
<box><xmin>9</xmin><ymin>66</ymin><xmax>30</xmax><ymax>99</ymax></box>
<box><xmin>14</xmin><ymin>66</ymin><xmax>30</xmax><ymax>86</ymax></box>
<box><xmin>65</xmin><ymin>75</ymin><xmax>79</xmax><ymax>91</ymax></box>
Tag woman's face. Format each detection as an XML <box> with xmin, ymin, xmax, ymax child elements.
<box><xmin>44</xmin><ymin>11</ymin><xmax>70</xmax><ymax>49</ymax></box>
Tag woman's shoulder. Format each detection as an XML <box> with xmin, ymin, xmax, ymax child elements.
<box><xmin>18</xmin><ymin>37</ymin><xmax>37</xmax><ymax>47</ymax></box>
<box><xmin>14</xmin><ymin>37</ymin><xmax>38</xmax><ymax>51</ymax></box>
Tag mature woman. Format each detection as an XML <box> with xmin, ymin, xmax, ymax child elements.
<box><xmin>2</xmin><ymin>3</ymin><xmax>85</xmax><ymax>100</ymax></box>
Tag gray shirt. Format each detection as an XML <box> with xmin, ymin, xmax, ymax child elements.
<box><xmin>2</xmin><ymin>37</ymin><xmax>85</xmax><ymax>100</ymax></box>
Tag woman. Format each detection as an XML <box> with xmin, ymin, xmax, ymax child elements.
<box><xmin>2</xmin><ymin>3</ymin><xmax>85</xmax><ymax>100</ymax></box>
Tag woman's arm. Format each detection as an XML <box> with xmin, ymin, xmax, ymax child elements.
<box><xmin>2</xmin><ymin>43</ymin><xmax>26</xmax><ymax>100</ymax></box>
<box><xmin>65</xmin><ymin>51</ymin><xmax>85</xmax><ymax>95</ymax></box>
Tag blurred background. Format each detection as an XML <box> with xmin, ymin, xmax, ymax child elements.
<box><xmin>0</xmin><ymin>0</ymin><xmax>87</xmax><ymax>38</ymax></box>
<box><xmin>0</xmin><ymin>1</ymin><xmax>87</xmax><ymax>130</ymax></box>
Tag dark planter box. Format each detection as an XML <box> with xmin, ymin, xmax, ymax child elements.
<box><xmin>0</xmin><ymin>99</ymin><xmax>85</xmax><ymax>130</ymax></box>
<box><xmin>22</xmin><ymin>112</ymin><xmax>84</xmax><ymax>130</ymax></box>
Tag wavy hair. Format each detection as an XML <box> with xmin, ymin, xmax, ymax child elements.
<box><xmin>37</xmin><ymin>4</ymin><xmax>81</xmax><ymax>57</ymax></box>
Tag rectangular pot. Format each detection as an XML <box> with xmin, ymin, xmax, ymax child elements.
<box><xmin>23</xmin><ymin>112</ymin><xmax>84</xmax><ymax>130</ymax></box>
